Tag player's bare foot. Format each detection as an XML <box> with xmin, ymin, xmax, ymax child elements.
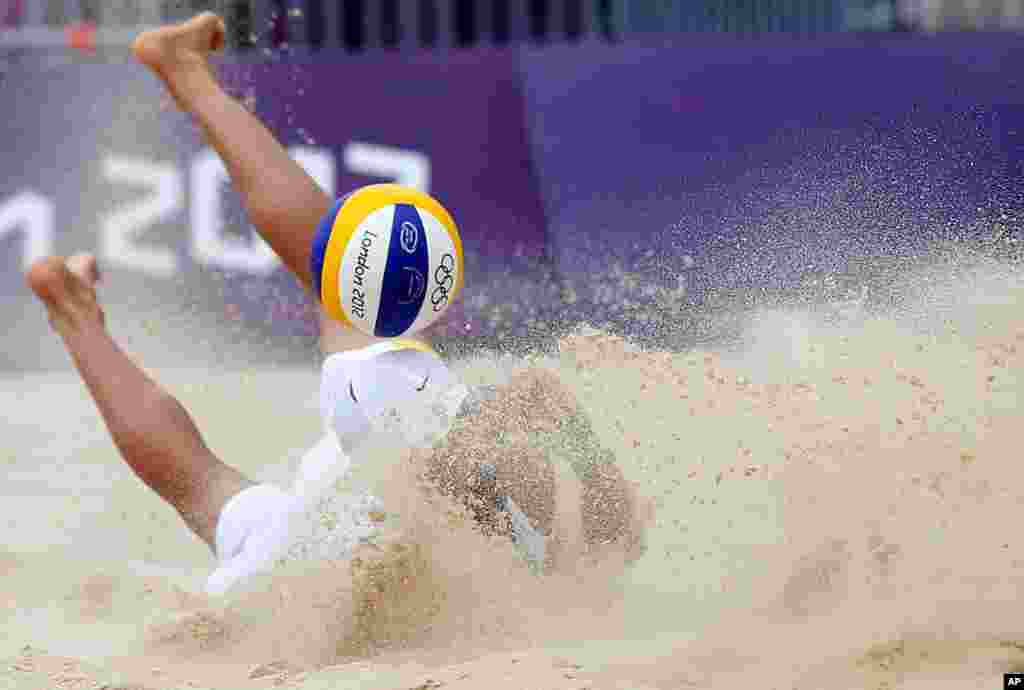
<box><xmin>67</xmin><ymin>252</ymin><xmax>101</xmax><ymax>287</ymax></box>
<box><xmin>27</xmin><ymin>254</ymin><xmax>104</xmax><ymax>338</ymax></box>
<box><xmin>132</xmin><ymin>12</ymin><xmax>226</xmax><ymax>110</ymax></box>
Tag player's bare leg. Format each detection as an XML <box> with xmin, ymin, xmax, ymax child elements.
<box><xmin>26</xmin><ymin>254</ymin><xmax>252</xmax><ymax>548</ymax></box>
<box><xmin>133</xmin><ymin>13</ymin><xmax>324</xmax><ymax>290</ymax></box>
<box><xmin>132</xmin><ymin>14</ymin><xmax>380</xmax><ymax>353</ymax></box>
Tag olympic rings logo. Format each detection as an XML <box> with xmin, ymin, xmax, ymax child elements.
<box><xmin>430</xmin><ymin>253</ymin><xmax>456</xmax><ymax>311</ymax></box>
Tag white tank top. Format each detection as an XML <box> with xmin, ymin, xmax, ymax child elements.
<box><xmin>207</xmin><ymin>340</ymin><xmax>467</xmax><ymax>596</ymax></box>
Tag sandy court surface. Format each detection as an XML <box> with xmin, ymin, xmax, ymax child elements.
<box><xmin>2</xmin><ymin>256</ymin><xmax>1024</xmax><ymax>689</ymax></box>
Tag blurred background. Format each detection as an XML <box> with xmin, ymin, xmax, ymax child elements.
<box><xmin>1</xmin><ymin>1</ymin><xmax>1022</xmax><ymax>371</ymax></box>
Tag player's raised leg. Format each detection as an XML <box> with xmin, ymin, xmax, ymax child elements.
<box><xmin>26</xmin><ymin>254</ymin><xmax>253</xmax><ymax>549</ymax></box>
<box><xmin>132</xmin><ymin>13</ymin><xmax>388</xmax><ymax>352</ymax></box>
<box><xmin>132</xmin><ymin>13</ymin><xmax>327</xmax><ymax>293</ymax></box>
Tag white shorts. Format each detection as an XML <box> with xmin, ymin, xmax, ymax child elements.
<box><xmin>205</xmin><ymin>341</ymin><xmax>467</xmax><ymax>596</ymax></box>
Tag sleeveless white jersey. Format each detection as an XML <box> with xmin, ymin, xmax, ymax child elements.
<box><xmin>206</xmin><ymin>340</ymin><xmax>467</xmax><ymax>596</ymax></box>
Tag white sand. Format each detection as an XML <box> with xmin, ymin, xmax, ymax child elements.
<box><xmin>3</xmin><ymin>255</ymin><xmax>1024</xmax><ymax>689</ymax></box>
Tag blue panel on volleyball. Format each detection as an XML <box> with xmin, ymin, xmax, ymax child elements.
<box><xmin>375</xmin><ymin>203</ymin><xmax>430</xmax><ymax>337</ymax></box>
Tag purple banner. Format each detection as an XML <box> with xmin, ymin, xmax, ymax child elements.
<box><xmin>3</xmin><ymin>35</ymin><xmax>1024</xmax><ymax>370</ymax></box>
<box><xmin>520</xmin><ymin>34</ymin><xmax>1024</xmax><ymax>341</ymax></box>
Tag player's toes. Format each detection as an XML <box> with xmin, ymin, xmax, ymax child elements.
<box><xmin>67</xmin><ymin>253</ymin><xmax>101</xmax><ymax>287</ymax></box>
<box><xmin>25</xmin><ymin>257</ymin><xmax>70</xmax><ymax>305</ymax></box>
<box><xmin>28</xmin><ymin>256</ymin><xmax>104</xmax><ymax>330</ymax></box>
<box><xmin>194</xmin><ymin>12</ymin><xmax>227</xmax><ymax>52</ymax></box>
<box><xmin>132</xmin><ymin>12</ymin><xmax>224</xmax><ymax>68</ymax></box>
<box><xmin>26</xmin><ymin>255</ymin><xmax>99</xmax><ymax>312</ymax></box>
<box><xmin>131</xmin><ymin>28</ymin><xmax>163</xmax><ymax>69</ymax></box>
<box><xmin>170</xmin><ymin>12</ymin><xmax>226</xmax><ymax>55</ymax></box>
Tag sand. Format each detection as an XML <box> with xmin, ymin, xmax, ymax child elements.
<box><xmin>3</xmin><ymin>252</ymin><xmax>1024</xmax><ymax>689</ymax></box>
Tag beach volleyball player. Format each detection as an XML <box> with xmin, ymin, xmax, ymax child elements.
<box><xmin>26</xmin><ymin>13</ymin><xmax>648</xmax><ymax>596</ymax></box>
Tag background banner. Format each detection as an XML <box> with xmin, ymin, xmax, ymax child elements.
<box><xmin>521</xmin><ymin>34</ymin><xmax>1024</xmax><ymax>343</ymax></box>
<box><xmin>2</xmin><ymin>35</ymin><xmax>1023</xmax><ymax>370</ymax></box>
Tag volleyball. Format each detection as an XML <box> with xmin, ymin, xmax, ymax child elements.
<box><xmin>311</xmin><ymin>184</ymin><xmax>464</xmax><ymax>338</ymax></box>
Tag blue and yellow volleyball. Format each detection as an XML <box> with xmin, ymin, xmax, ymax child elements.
<box><xmin>311</xmin><ymin>184</ymin><xmax>464</xmax><ymax>338</ymax></box>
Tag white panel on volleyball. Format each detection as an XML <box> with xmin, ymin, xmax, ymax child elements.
<box><xmin>408</xmin><ymin>209</ymin><xmax>459</xmax><ymax>334</ymax></box>
<box><xmin>337</xmin><ymin>206</ymin><xmax>395</xmax><ymax>335</ymax></box>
